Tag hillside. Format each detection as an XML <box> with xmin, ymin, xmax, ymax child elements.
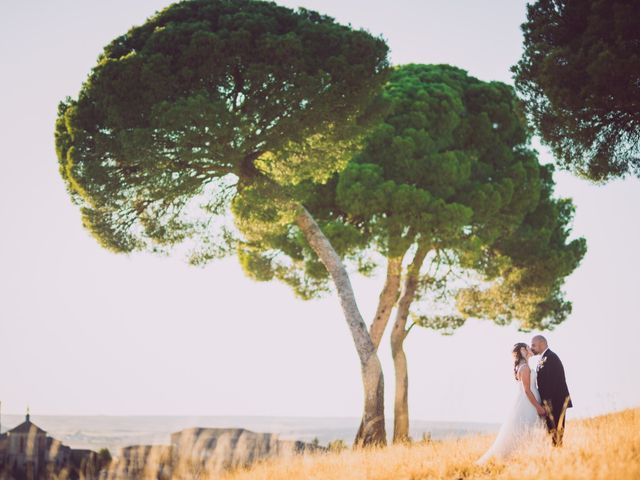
<box><xmin>217</xmin><ymin>408</ymin><xmax>639</xmax><ymax>480</ymax></box>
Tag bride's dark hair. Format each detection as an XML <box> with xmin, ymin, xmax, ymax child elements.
<box><xmin>512</xmin><ymin>342</ymin><xmax>529</xmax><ymax>380</ymax></box>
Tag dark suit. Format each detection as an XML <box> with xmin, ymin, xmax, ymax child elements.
<box><xmin>536</xmin><ymin>349</ymin><xmax>572</xmax><ymax>446</ymax></box>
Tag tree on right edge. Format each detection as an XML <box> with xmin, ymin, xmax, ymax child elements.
<box><xmin>513</xmin><ymin>0</ymin><xmax>640</xmax><ymax>181</ymax></box>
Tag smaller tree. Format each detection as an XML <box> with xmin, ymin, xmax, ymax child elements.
<box><xmin>305</xmin><ymin>64</ymin><xmax>586</xmax><ymax>442</ymax></box>
<box><xmin>513</xmin><ymin>0</ymin><xmax>640</xmax><ymax>181</ymax></box>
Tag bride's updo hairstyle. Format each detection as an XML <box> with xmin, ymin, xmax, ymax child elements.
<box><xmin>512</xmin><ymin>342</ymin><xmax>529</xmax><ymax>380</ymax></box>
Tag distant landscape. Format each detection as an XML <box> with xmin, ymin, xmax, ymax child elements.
<box><xmin>0</xmin><ymin>414</ymin><xmax>498</xmax><ymax>453</ymax></box>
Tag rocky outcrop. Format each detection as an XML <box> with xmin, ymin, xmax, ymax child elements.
<box><xmin>107</xmin><ymin>427</ymin><xmax>325</xmax><ymax>479</ymax></box>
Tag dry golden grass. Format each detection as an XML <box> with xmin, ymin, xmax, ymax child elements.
<box><xmin>218</xmin><ymin>408</ymin><xmax>640</xmax><ymax>480</ymax></box>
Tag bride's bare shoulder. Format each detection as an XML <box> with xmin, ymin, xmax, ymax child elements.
<box><xmin>516</xmin><ymin>362</ymin><xmax>530</xmax><ymax>380</ymax></box>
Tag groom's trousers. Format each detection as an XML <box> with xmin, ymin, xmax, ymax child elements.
<box><xmin>544</xmin><ymin>400</ymin><xmax>568</xmax><ymax>447</ymax></box>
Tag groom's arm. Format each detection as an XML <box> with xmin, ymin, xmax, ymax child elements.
<box><xmin>555</xmin><ymin>355</ymin><xmax>573</xmax><ymax>407</ymax></box>
<box><xmin>556</xmin><ymin>355</ymin><xmax>568</xmax><ymax>385</ymax></box>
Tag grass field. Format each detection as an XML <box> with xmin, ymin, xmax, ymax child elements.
<box><xmin>218</xmin><ymin>408</ymin><xmax>640</xmax><ymax>480</ymax></box>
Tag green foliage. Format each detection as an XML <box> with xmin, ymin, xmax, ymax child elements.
<box><xmin>335</xmin><ymin>64</ymin><xmax>542</xmax><ymax>252</ymax></box>
<box><xmin>54</xmin><ymin>0</ymin><xmax>389</xmax><ymax>267</ymax></box>
<box><xmin>513</xmin><ymin>0</ymin><xmax>640</xmax><ymax>181</ymax></box>
<box><xmin>459</xmin><ymin>164</ymin><xmax>588</xmax><ymax>330</ymax></box>
<box><xmin>295</xmin><ymin>64</ymin><xmax>585</xmax><ymax>331</ymax></box>
<box><xmin>327</xmin><ymin>439</ymin><xmax>347</xmax><ymax>452</ymax></box>
<box><xmin>412</xmin><ymin>314</ymin><xmax>467</xmax><ymax>336</ymax></box>
<box><xmin>97</xmin><ymin>448</ymin><xmax>112</xmax><ymax>468</ymax></box>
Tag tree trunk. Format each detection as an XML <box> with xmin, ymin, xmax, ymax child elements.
<box><xmin>295</xmin><ymin>207</ymin><xmax>387</xmax><ymax>447</ymax></box>
<box><xmin>390</xmin><ymin>244</ymin><xmax>429</xmax><ymax>443</ymax></box>
<box><xmin>354</xmin><ymin>254</ymin><xmax>405</xmax><ymax>440</ymax></box>
<box><xmin>369</xmin><ymin>256</ymin><xmax>405</xmax><ymax>350</ymax></box>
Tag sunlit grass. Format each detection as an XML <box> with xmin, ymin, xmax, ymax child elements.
<box><xmin>216</xmin><ymin>408</ymin><xmax>639</xmax><ymax>480</ymax></box>
<box><xmin>95</xmin><ymin>408</ymin><xmax>640</xmax><ymax>479</ymax></box>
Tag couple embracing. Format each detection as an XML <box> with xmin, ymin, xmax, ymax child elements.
<box><xmin>477</xmin><ymin>335</ymin><xmax>572</xmax><ymax>464</ymax></box>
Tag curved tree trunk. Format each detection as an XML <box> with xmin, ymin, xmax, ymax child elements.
<box><xmin>370</xmin><ymin>256</ymin><xmax>405</xmax><ymax>350</ymax></box>
<box><xmin>390</xmin><ymin>244</ymin><xmax>429</xmax><ymax>443</ymax></box>
<box><xmin>295</xmin><ymin>207</ymin><xmax>387</xmax><ymax>447</ymax></box>
<box><xmin>354</xmin><ymin>254</ymin><xmax>405</xmax><ymax>439</ymax></box>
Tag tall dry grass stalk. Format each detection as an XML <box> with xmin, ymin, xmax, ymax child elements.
<box><xmin>217</xmin><ymin>408</ymin><xmax>639</xmax><ymax>480</ymax></box>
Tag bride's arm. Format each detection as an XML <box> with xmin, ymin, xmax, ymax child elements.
<box><xmin>519</xmin><ymin>365</ymin><xmax>546</xmax><ymax>416</ymax></box>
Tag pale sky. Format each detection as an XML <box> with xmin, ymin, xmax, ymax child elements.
<box><xmin>1</xmin><ymin>0</ymin><xmax>639</xmax><ymax>424</ymax></box>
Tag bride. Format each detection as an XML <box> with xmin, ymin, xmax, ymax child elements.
<box><xmin>476</xmin><ymin>343</ymin><xmax>546</xmax><ymax>464</ymax></box>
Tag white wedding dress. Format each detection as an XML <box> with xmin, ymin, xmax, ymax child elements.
<box><xmin>476</xmin><ymin>362</ymin><xmax>546</xmax><ymax>464</ymax></box>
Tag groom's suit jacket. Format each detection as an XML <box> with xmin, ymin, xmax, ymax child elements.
<box><xmin>536</xmin><ymin>349</ymin><xmax>572</xmax><ymax>424</ymax></box>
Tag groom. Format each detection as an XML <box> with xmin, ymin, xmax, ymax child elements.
<box><xmin>531</xmin><ymin>335</ymin><xmax>572</xmax><ymax>446</ymax></box>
